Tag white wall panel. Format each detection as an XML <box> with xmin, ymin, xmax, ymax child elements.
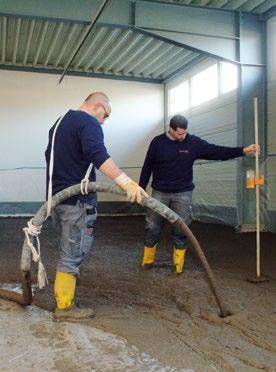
<box><xmin>190</xmin><ymin>93</ymin><xmax>238</xmax><ymax>223</ymax></box>
<box><xmin>0</xmin><ymin>70</ymin><xmax>163</xmax><ymax>207</ymax></box>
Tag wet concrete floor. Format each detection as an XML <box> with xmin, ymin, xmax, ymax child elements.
<box><xmin>0</xmin><ymin>216</ymin><xmax>276</xmax><ymax>371</ymax></box>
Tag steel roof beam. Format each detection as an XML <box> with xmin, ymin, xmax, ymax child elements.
<box><xmin>134</xmin><ymin>0</ymin><xmax>254</xmax><ymax>13</ymax></box>
<box><xmin>236</xmin><ymin>11</ymin><xmax>266</xmax><ymax>230</ymax></box>
<box><xmin>0</xmin><ymin>0</ymin><xmax>267</xmax><ymax>84</ymax></box>
<box><xmin>134</xmin><ymin>1</ymin><xmax>239</xmax><ymax>62</ymax></box>
<box><xmin>0</xmin><ymin>0</ymin><xmax>265</xmax><ymax>64</ymax></box>
<box><xmin>0</xmin><ymin>63</ymin><xmax>162</xmax><ymax>83</ymax></box>
<box><xmin>0</xmin><ymin>0</ymin><xmax>261</xmax><ymax>25</ymax></box>
<box><xmin>0</xmin><ymin>0</ymin><xmax>132</xmax><ymax>24</ymax></box>
<box><xmin>139</xmin><ymin>0</ymin><xmax>275</xmax><ymax>14</ymax></box>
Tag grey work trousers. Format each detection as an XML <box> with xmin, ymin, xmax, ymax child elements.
<box><xmin>144</xmin><ymin>189</ymin><xmax>193</xmax><ymax>249</ymax></box>
<box><xmin>52</xmin><ymin>202</ymin><xmax>97</xmax><ymax>276</ymax></box>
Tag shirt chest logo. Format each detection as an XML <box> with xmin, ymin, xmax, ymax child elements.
<box><xmin>179</xmin><ymin>149</ymin><xmax>189</xmax><ymax>154</ymax></box>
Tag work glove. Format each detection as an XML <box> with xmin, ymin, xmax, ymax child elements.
<box><xmin>115</xmin><ymin>173</ymin><xmax>148</xmax><ymax>204</ymax></box>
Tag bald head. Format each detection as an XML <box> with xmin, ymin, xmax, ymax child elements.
<box><xmin>84</xmin><ymin>92</ymin><xmax>109</xmax><ymax>105</ymax></box>
<box><xmin>80</xmin><ymin>91</ymin><xmax>111</xmax><ymax>124</ymax></box>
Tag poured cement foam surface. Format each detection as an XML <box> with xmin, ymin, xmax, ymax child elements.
<box><xmin>0</xmin><ymin>299</ymin><xmax>170</xmax><ymax>372</ymax></box>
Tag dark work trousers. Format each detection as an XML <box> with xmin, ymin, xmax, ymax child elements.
<box><xmin>144</xmin><ymin>189</ymin><xmax>193</xmax><ymax>249</ymax></box>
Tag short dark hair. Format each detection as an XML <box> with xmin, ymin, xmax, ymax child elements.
<box><xmin>169</xmin><ymin>115</ymin><xmax>188</xmax><ymax>130</ymax></box>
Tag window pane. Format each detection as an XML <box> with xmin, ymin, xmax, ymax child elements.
<box><xmin>221</xmin><ymin>62</ymin><xmax>238</xmax><ymax>93</ymax></box>
<box><xmin>168</xmin><ymin>80</ymin><xmax>189</xmax><ymax>115</ymax></box>
<box><xmin>191</xmin><ymin>64</ymin><xmax>218</xmax><ymax>107</ymax></box>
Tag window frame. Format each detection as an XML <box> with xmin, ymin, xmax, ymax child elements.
<box><xmin>166</xmin><ymin>59</ymin><xmax>239</xmax><ymax>120</ymax></box>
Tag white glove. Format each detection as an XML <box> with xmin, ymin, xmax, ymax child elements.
<box><xmin>115</xmin><ymin>173</ymin><xmax>148</xmax><ymax>204</ymax></box>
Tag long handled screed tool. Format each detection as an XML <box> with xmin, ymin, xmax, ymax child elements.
<box><xmin>247</xmin><ymin>97</ymin><xmax>269</xmax><ymax>283</ymax></box>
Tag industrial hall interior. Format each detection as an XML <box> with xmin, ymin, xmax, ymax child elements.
<box><xmin>0</xmin><ymin>0</ymin><xmax>276</xmax><ymax>371</ymax></box>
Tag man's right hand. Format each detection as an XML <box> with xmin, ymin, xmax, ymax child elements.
<box><xmin>243</xmin><ymin>144</ymin><xmax>260</xmax><ymax>156</ymax></box>
<box><xmin>115</xmin><ymin>173</ymin><xmax>148</xmax><ymax>204</ymax></box>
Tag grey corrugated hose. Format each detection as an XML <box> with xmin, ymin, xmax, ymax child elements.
<box><xmin>1</xmin><ymin>182</ymin><xmax>231</xmax><ymax>317</ymax></box>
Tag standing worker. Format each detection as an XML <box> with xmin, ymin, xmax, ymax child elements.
<box><xmin>45</xmin><ymin>92</ymin><xmax>147</xmax><ymax>321</ymax></box>
<box><xmin>139</xmin><ymin>114</ymin><xmax>259</xmax><ymax>274</ymax></box>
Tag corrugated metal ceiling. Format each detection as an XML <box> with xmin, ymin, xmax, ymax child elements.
<box><xmin>153</xmin><ymin>0</ymin><xmax>275</xmax><ymax>14</ymax></box>
<box><xmin>0</xmin><ymin>0</ymin><xmax>274</xmax><ymax>83</ymax></box>
<box><xmin>0</xmin><ymin>15</ymin><xmax>202</xmax><ymax>83</ymax></box>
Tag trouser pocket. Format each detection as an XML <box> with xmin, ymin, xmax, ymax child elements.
<box><xmin>80</xmin><ymin>205</ymin><xmax>97</xmax><ymax>258</ymax></box>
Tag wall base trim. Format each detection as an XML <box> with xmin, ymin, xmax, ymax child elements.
<box><xmin>0</xmin><ymin>202</ymin><xmax>144</xmax><ymax>216</ymax></box>
<box><xmin>193</xmin><ymin>204</ymin><xmax>238</xmax><ymax>227</ymax></box>
<box><xmin>1</xmin><ymin>202</ymin><xmax>275</xmax><ymax>233</ymax></box>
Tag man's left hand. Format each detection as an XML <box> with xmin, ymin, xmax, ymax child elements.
<box><xmin>243</xmin><ymin>144</ymin><xmax>260</xmax><ymax>156</ymax></box>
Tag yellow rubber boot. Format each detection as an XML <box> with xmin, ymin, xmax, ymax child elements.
<box><xmin>54</xmin><ymin>271</ymin><xmax>76</xmax><ymax>310</ymax></box>
<box><xmin>54</xmin><ymin>271</ymin><xmax>95</xmax><ymax>322</ymax></box>
<box><xmin>141</xmin><ymin>245</ymin><xmax>156</xmax><ymax>269</ymax></box>
<box><xmin>173</xmin><ymin>248</ymin><xmax>186</xmax><ymax>274</ymax></box>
